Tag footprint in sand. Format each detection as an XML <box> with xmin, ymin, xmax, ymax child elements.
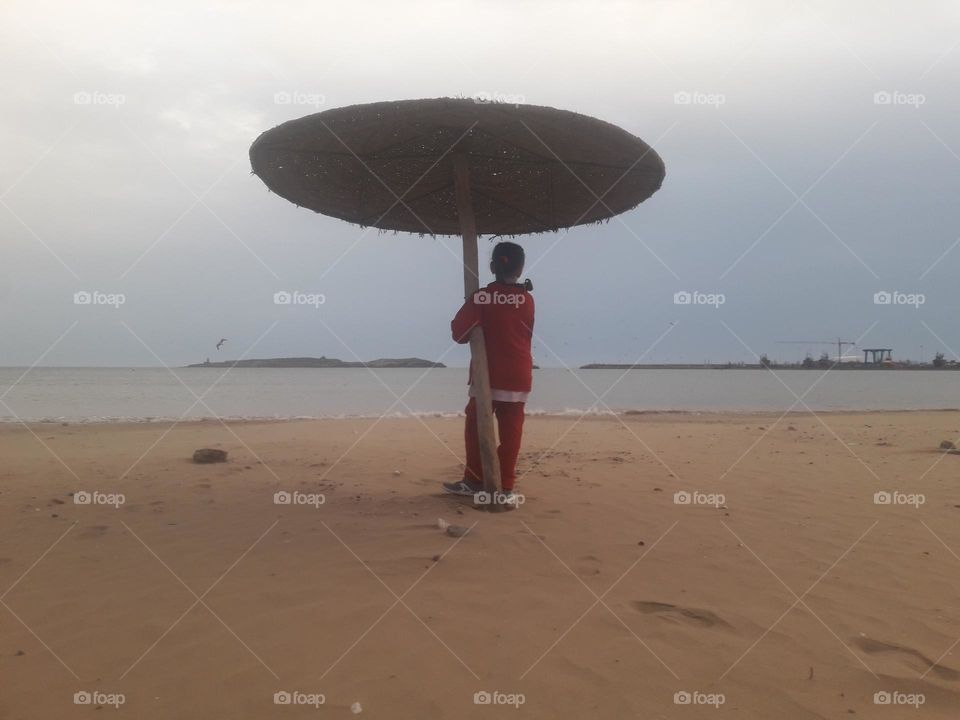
<box><xmin>78</xmin><ymin>525</ymin><xmax>109</xmax><ymax>540</ymax></box>
<box><xmin>852</xmin><ymin>637</ymin><xmax>959</xmax><ymax>680</ymax></box>
<box><xmin>576</xmin><ymin>555</ymin><xmax>602</xmax><ymax>576</ymax></box>
<box><xmin>633</xmin><ymin>600</ymin><xmax>733</xmax><ymax>630</ymax></box>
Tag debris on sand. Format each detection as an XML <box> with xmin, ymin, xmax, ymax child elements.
<box><xmin>437</xmin><ymin>518</ymin><xmax>450</xmax><ymax>530</ymax></box>
<box><xmin>192</xmin><ymin>448</ymin><xmax>228</xmax><ymax>464</ymax></box>
<box><xmin>940</xmin><ymin>440</ymin><xmax>955</xmax><ymax>450</ymax></box>
<box><xmin>446</xmin><ymin>525</ymin><xmax>470</xmax><ymax>538</ymax></box>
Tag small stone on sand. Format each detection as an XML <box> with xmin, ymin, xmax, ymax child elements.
<box><xmin>192</xmin><ymin>448</ymin><xmax>227</xmax><ymax>464</ymax></box>
<box><xmin>446</xmin><ymin>525</ymin><xmax>470</xmax><ymax>538</ymax></box>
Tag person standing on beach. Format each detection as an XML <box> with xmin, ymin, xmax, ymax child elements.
<box><xmin>443</xmin><ymin>241</ymin><xmax>534</xmax><ymax>503</ymax></box>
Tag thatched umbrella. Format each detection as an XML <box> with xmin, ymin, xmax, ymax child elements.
<box><xmin>249</xmin><ymin>98</ymin><xmax>665</xmax><ymax>504</ymax></box>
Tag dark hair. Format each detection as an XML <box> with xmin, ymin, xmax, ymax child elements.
<box><xmin>491</xmin><ymin>241</ymin><xmax>525</xmax><ymax>282</ymax></box>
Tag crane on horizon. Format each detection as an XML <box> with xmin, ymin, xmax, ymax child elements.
<box><xmin>777</xmin><ymin>338</ymin><xmax>857</xmax><ymax>363</ymax></box>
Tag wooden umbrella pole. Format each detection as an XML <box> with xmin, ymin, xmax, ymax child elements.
<box><xmin>453</xmin><ymin>153</ymin><xmax>502</xmax><ymax>507</ymax></box>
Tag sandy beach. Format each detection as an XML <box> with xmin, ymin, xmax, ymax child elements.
<box><xmin>1</xmin><ymin>411</ymin><xmax>959</xmax><ymax>718</ymax></box>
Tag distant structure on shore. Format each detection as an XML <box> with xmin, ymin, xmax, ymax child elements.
<box><xmin>861</xmin><ymin>348</ymin><xmax>893</xmax><ymax>364</ymax></box>
<box><xmin>777</xmin><ymin>338</ymin><xmax>857</xmax><ymax>364</ymax></box>
<box><xmin>580</xmin><ymin>355</ymin><xmax>958</xmax><ymax>370</ymax></box>
<box><xmin>187</xmin><ymin>357</ymin><xmax>445</xmax><ymax>369</ymax></box>
<box><xmin>581</xmin><ymin>341</ymin><xmax>960</xmax><ymax>370</ymax></box>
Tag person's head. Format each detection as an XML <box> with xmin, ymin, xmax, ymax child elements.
<box><xmin>490</xmin><ymin>241</ymin><xmax>525</xmax><ymax>283</ymax></box>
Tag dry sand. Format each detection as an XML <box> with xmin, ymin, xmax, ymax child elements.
<box><xmin>2</xmin><ymin>411</ymin><xmax>960</xmax><ymax>718</ymax></box>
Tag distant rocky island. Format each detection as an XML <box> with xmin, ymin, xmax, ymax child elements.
<box><xmin>188</xmin><ymin>357</ymin><xmax>445</xmax><ymax>369</ymax></box>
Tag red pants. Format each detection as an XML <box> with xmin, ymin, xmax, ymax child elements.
<box><xmin>463</xmin><ymin>397</ymin><xmax>525</xmax><ymax>492</ymax></box>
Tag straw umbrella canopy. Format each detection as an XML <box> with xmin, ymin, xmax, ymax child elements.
<box><xmin>249</xmin><ymin>98</ymin><xmax>665</xmax><ymax>505</ymax></box>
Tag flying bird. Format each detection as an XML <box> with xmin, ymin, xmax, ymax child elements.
<box><xmin>216</xmin><ymin>338</ymin><xmax>227</xmax><ymax>350</ymax></box>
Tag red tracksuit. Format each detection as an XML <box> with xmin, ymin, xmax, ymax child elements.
<box><xmin>451</xmin><ymin>281</ymin><xmax>535</xmax><ymax>491</ymax></box>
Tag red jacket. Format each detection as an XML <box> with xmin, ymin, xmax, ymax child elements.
<box><xmin>451</xmin><ymin>281</ymin><xmax>535</xmax><ymax>393</ymax></box>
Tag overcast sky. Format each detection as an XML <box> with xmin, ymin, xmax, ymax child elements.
<box><xmin>2</xmin><ymin>0</ymin><xmax>959</xmax><ymax>368</ymax></box>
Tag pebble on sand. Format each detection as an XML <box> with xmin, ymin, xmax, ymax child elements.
<box><xmin>192</xmin><ymin>448</ymin><xmax>228</xmax><ymax>464</ymax></box>
<box><xmin>940</xmin><ymin>440</ymin><xmax>955</xmax><ymax>450</ymax></box>
<box><xmin>446</xmin><ymin>525</ymin><xmax>470</xmax><ymax>538</ymax></box>
<box><xmin>351</xmin><ymin>701</ymin><xmax>362</xmax><ymax>714</ymax></box>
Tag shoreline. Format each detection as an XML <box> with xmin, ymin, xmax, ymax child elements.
<box><xmin>3</xmin><ymin>365</ymin><xmax>957</xmax><ymax>370</ymax></box>
<box><xmin>2</xmin><ymin>406</ymin><xmax>959</xmax><ymax>429</ymax></box>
